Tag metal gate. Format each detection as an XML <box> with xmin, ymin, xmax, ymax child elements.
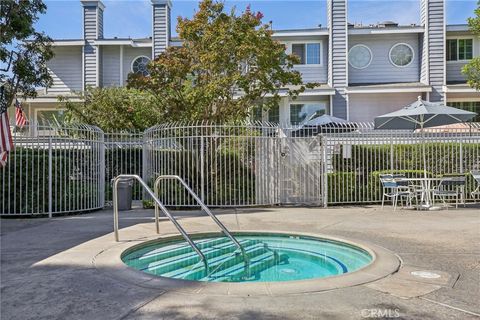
<box><xmin>278</xmin><ymin>128</ymin><xmax>325</xmax><ymax>206</ymax></box>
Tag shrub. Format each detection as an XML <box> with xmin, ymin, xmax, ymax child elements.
<box><xmin>0</xmin><ymin>148</ymin><xmax>100</xmax><ymax>214</ymax></box>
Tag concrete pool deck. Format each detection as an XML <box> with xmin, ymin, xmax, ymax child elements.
<box><xmin>1</xmin><ymin>205</ymin><xmax>479</xmax><ymax>319</ymax></box>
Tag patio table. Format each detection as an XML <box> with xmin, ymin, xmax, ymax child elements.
<box><xmin>396</xmin><ymin>177</ymin><xmax>443</xmax><ymax>210</ymax></box>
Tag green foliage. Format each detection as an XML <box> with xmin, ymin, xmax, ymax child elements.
<box><xmin>0</xmin><ymin>148</ymin><xmax>99</xmax><ymax>214</ymax></box>
<box><xmin>464</xmin><ymin>1</ymin><xmax>480</xmax><ymax>91</ymax></box>
<box><xmin>0</xmin><ymin>0</ymin><xmax>53</xmax><ymax>108</ymax></box>
<box><xmin>462</xmin><ymin>58</ymin><xmax>480</xmax><ymax>91</ymax></box>
<box><xmin>128</xmin><ymin>0</ymin><xmax>316</xmax><ymax>123</ymax></box>
<box><xmin>60</xmin><ymin>86</ymin><xmax>164</xmax><ymax>131</ymax></box>
<box><xmin>328</xmin><ymin>143</ymin><xmax>480</xmax><ymax>203</ymax></box>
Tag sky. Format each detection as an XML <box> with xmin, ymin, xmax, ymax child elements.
<box><xmin>35</xmin><ymin>0</ymin><xmax>477</xmax><ymax>40</ymax></box>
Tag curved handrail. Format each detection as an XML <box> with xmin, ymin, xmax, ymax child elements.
<box><xmin>154</xmin><ymin>175</ymin><xmax>250</xmax><ymax>277</ymax></box>
<box><xmin>112</xmin><ymin>174</ymin><xmax>209</xmax><ymax>274</ymax></box>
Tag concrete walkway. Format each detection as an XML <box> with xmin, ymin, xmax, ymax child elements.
<box><xmin>1</xmin><ymin>205</ymin><xmax>479</xmax><ymax>320</ymax></box>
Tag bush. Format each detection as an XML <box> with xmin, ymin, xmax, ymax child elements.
<box><xmin>0</xmin><ymin>148</ymin><xmax>100</xmax><ymax>214</ymax></box>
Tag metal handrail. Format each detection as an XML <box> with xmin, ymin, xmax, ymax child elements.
<box><xmin>154</xmin><ymin>175</ymin><xmax>250</xmax><ymax>277</ymax></box>
<box><xmin>112</xmin><ymin>174</ymin><xmax>209</xmax><ymax>274</ymax></box>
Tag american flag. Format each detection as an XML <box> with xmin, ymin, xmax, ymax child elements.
<box><xmin>15</xmin><ymin>99</ymin><xmax>28</xmax><ymax>128</ymax></box>
<box><xmin>0</xmin><ymin>102</ymin><xmax>13</xmax><ymax>167</ymax></box>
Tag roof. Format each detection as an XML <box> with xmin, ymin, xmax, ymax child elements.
<box><xmin>446</xmin><ymin>24</ymin><xmax>470</xmax><ymax>32</ymax></box>
<box><xmin>47</xmin><ymin>24</ymin><xmax>472</xmax><ymax>46</ymax></box>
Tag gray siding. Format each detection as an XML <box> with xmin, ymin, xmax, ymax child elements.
<box><xmin>122</xmin><ymin>47</ymin><xmax>152</xmax><ymax>84</ymax></box>
<box><xmin>349</xmin><ymin>92</ymin><xmax>419</xmax><ymax>122</ymax></box>
<box><xmin>102</xmin><ymin>46</ymin><xmax>121</xmax><ymax>87</ymax></box>
<box><xmin>83</xmin><ymin>6</ymin><xmax>97</xmax><ymax>39</ymax></box>
<box><xmin>83</xmin><ymin>3</ymin><xmax>102</xmax><ymax>88</ymax></box>
<box><xmin>348</xmin><ymin>34</ymin><xmax>420</xmax><ymax>84</ymax></box>
<box><xmin>446</xmin><ymin>61</ymin><xmax>467</xmax><ymax>83</ymax></box>
<box><xmin>422</xmin><ymin>0</ymin><xmax>445</xmax><ymax>101</ymax></box>
<box><xmin>98</xmin><ymin>8</ymin><xmax>104</xmax><ymax>39</ymax></box>
<box><xmin>152</xmin><ymin>3</ymin><xmax>170</xmax><ymax>58</ymax></box>
<box><xmin>290</xmin><ymin>38</ymin><xmax>328</xmax><ymax>83</ymax></box>
<box><xmin>328</xmin><ymin>0</ymin><xmax>348</xmax><ymax>119</ymax></box>
<box><xmin>47</xmin><ymin>47</ymin><xmax>83</xmax><ymax>93</ymax></box>
<box><xmin>84</xmin><ymin>44</ymin><xmax>97</xmax><ymax>87</ymax></box>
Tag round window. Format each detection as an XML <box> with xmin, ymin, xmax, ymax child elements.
<box><xmin>348</xmin><ymin>45</ymin><xmax>372</xmax><ymax>69</ymax></box>
<box><xmin>389</xmin><ymin>43</ymin><xmax>414</xmax><ymax>67</ymax></box>
<box><xmin>131</xmin><ymin>56</ymin><xmax>150</xmax><ymax>76</ymax></box>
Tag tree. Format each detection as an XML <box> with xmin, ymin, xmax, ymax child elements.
<box><xmin>0</xmin><ymin>0</ymin><xmax>53</xmax><ymax>110</ymax></box>
<box><xmin>462</xmin><ymin>1</ymin><xmax>480</xmax><ymax>90</ymax></box>
<box><xmin>128</xmin><ymin>0</ymin><xmax>315</xmax><ymax>123</ymax></box>
<box><xmin>60</xmin><ymin>86</ymin><xmax>164</xmax><ymax>131</ymax></box>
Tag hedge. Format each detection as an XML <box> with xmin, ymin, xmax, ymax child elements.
<box><xmin>0</xmin><ymin>148</ymin><xmax>100</xmax><ymax>214</ymax></box>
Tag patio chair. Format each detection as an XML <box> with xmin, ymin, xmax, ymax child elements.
<box><xmin>471</xmin><ymin>171</ymin><xmax>480</xmax><ymax>201</ymax></box>
<box><xmin>432</xmin><ymin>176</ymin><xmax>466</xmax><ymax>209</ymax></box>
<box><xmin>379</xmin><ymin>174</ymin><xmax>415</xmax><ymax>210</ymax></box>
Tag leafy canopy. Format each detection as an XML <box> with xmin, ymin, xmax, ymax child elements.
<box><xmin>61</xmin><ymin>86</ymin><xmax>164</xmax><ymax>131</ymax></box>
<box><xmin>0</xmin><ymin>0</ymin><xmax>54</xmax><ymax>109</ymax></box>
<box><xmin>462</xmin><ymin>1</ymin><xmax>480</xmax><ymax>90</ymax></box>
<box><xmin>128</xmin><ymin>0</ymin><xmax>315</xmax><ymax>122</ymax></box>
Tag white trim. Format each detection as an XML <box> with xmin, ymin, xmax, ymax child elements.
<box><xmin>443</xmin><ymin>85</ymin><xmax>478</xmax><ymax>93</ymax></box>
<box><xmin>130</xmin><ymin>55</ymin><xmax>151</xmax><ymax>74</ymax></box>
<box><xmin>289</xmin><ymin>41</ymin><xmax>324</xmax><ymax>67</ymax></box>
<box><xmin>273</xmin><ymin>30</ymin><xmax>329</xmax><ymax>37</ymax></box>
<box><xmin>151</xmin><ymin>3</ymin><xmax>155</xmax><ymax>58</ymax></box>
<box><xmin>82</xmin><ymin>45</ymin><xmax>85</xmax><ymax>90</ymax></box>
<box><xmin>51</xmin><ymin>41</ymin><xmax>85</xmax><ymax>46</ymax></box>
<box><xmin>388</xmin><ymin>43</ymin><xmax>415</xmax><ymax>68</ymax></box>
<box><xmin>348</xmin><ymin>44</ymin><xmax>373</xmax><ymax>70</ymax></box>
<box><xmin>447</xmin><ymin>97</ymin><xmax>480</xmax><ymax>102</ymax></box>
<box><xmin>96</xmin><ymin>45</ymin><xmax>100</xmax><ymax>87</ymax></box>
<box><xmin>348</xmin><ymin>27</ymin><xmax>425</xmax><ymax>35</ymax></box>
<box><xmin>346</xmin><ymin>86</ymin><xmax>432</xmax><ymax>94</ymax></box>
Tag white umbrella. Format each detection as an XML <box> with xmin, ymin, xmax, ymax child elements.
<box><xmin>374</xmin><ymin>96</ymin><xmax>477</xmax><ymax>180</ymax></box>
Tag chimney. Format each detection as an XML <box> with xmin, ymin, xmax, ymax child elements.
<box><xmin>327</xmin><ymin>0</ymin><xmax>348</xmax><ymax>119</ymax></box>
<box><xmin>420</xmin><ymin>0</ymin><xmax>445</xmax><ymax>102</ymax></box>
<box><xmin>151</xmin><ymin>0</ymin><xmax>172</xmax><ymax>58</ymax></box>
<box><xmin>81</xmin><ymin>0</ymin><xmax>105</xmax><ymax>88</ymax></box>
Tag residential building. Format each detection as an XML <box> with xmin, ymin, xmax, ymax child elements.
<box><xmin>23</xmin><ymin>0</ymin><xmax>480</xmax><ymax>126</ymax></box>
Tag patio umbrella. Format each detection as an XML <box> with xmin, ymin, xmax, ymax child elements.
<box><xmin>292</xmin><ymin>115</ymin><xmax>356</xmax><ymax>137</ymax></box>
<box><xmin>374</xmin><ymin>96</ymin><xmax>477</xmax><ymax>179</ymax></box>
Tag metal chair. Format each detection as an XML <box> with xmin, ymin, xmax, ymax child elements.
<box><xmin>380</xmin><ymin>174</ymin><xmax>415</xmax><ymax>210</ymax></box>
<box><xmin>471</xmin><ymin>171</ymin><xmax>480</xmax><ymax>201</ymax></box>
<box><xmin>432</xmin><ymin>176</ymin><xmax>466</xmax><ymax>209</ymax></box>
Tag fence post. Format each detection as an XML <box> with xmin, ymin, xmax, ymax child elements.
<box><xmin>142</xmin><ymin>133</ymin><xmax>148</xmax><ymax>200</ymax></box>
<box><xmin>200</xmin><ymin>137</ymin><xmax>205</xmax><ymax>202</ymax></box>
<box><xmin>321</xmin><ymin>135</ymin><xmax>328</xmax><ymax>208</ymax></box>
<box><xmin>459</xmin><ymin>136</ymin><xmax>463</xmax><ymax>174</ymax></box>
<box><xmin>390</xmin><ymin>134</ymin><xmax>394</xmax><ymax>175</ymax></box>
<box><xmin>48</xmin><ymin>137</ymin><xmax>53</xmax><ymax>218</ymax></box>
<box><xmin>99</xmin><ymin>131</ymin><xmax>105</xmax><ymax>207</ymax></box>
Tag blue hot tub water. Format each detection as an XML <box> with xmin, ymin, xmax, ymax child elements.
<box><xmin>121</xmin><ymin>234</ymin><xmax>373</xmax><ymax>283</ymax></box>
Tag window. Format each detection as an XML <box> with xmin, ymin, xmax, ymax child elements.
<box><xmin>36</xmin><ymin>109</ymin><xmax>66</xmax><ymax>126</ymax></box>
<box><xmin>446</xmin><ymin>39</ymin><xmax>473</xmax><ymax>61</ymax></box>
<box><xmin>268</xmin><ymin>105</ymin><xmax>280</xmax><ymax>123</ymax></box>
<box><xmin>290</xmin><ymin>103</ymin><xmax>326</xmax><ymax>125</ymax></box>
<box><xmin>389</xmin><ymin>43</ymin><xmax>414</xmax><ymax>67</ymax></box>
<box><xmin>449</xmin><ymin>101</ymin><xmax>480</xmax><ymax>122</ymax></box>
<box><xmin>291</xmin><ymin>43</ymin><xmax>321</xmax><ymax>65</ymax></box>
<box><xmin>131</xmin><ymin>56</ymin><xmax>151</xmax><ymax>76</ymax></box>
<box><xmin>446</xmin><ymin>39</ymin><xmax>457</xmax><ymax>61</ymax></box>
<box><xmin>348</xmin><ymin>44</ymin><xmax>372</xmax><ymax>69</ymax></box>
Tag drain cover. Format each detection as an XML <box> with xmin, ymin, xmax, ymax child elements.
<box><xmin>411</xmin><ymin>271</ymin><xmax>441</xmax><ymax>279</ymax></box>
<box><xmin>280</xmin><ymin>268</ymin><xmax>297</xmax><ymax>274</ymax></box>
